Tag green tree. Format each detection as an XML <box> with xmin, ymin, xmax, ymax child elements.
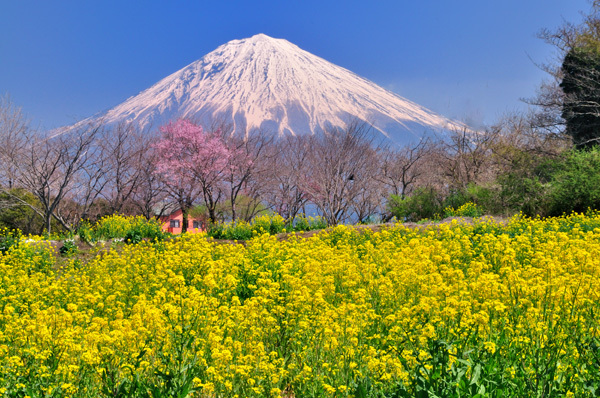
<box><xmin>496</xmin><ymin>151</ymin><xmax>559</xmax><ymax>217</ymax></box>
<box><xmin>533</xmin><ymin>2</ymin><xmax>600</xmax><ymax>141</ymax></box>
<box><xmin>387</xmin><ymin>186</ymin><xmax>443</xmax><ymax>222</ymax></box>
<box><xmin>549</xmin><ymin>147</ymin><xmax>600</xmax><ymax>215</ymax></box>
<box><xmin>560</xmin><ymin>47</ymin><xmax>600</xmax><ymax>147</ymax></box>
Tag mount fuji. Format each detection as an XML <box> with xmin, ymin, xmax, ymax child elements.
<box><xmin>84</xmin><ymin>34</ymin><xmax>460</xmax><ymax>142</ymax></box>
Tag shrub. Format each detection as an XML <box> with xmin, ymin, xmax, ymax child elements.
<box><xmin>206</xmin><ymin>222</ymin><xmax>225</xmax><ymax>239</ymax></box>
<box><xmin>59</xmin><ymin>239</ymin><xmax>78</xmax><ymax>256</ymax></box>
<box><xmin>443</xmin><ymin>184</ymin><xmax>500</xmax><ymax>216</ymax></box>
<box><xmin>549</xmin><ymin>147</ymin><xmax>600</xmax><ymax>215</ymax></box>
<box><xmin>77</xmin><ymin>220</ymin><xmax>94</xmax><ymax>244</ymax></box>
<box><xmin>288</xmin><ymin>215</ymin><xmax>327</xmax><ymax>232</ymax></box>
<box><xmin>124</xmin><ymin>229</ymin><xmax>144</xmax><ymax>244</ymax></box>
<box><xmin>387</xmin><ymin>187</ymin><xmax>443</xmax><ymax>222</ymax></box>
<box><xmin>227</xmin><ymin>221</ymin><xmax>253</xmax><ymax>241</ymax></box>
<box><xmin>442</xmin><ymin>188</ymin><xmax>472</xmax><ymax>211</ymax></box>
<box><xmin>464</xmin><ymin>184</ymin><xmax>502</xmax><ymax>215</ymax></box>
<box><xmin>93</xmin><ymin>214</ymin><xmax>132</xmax><ymax>239</ymax></box>
<box><xmin>0</xmin><ymin>189</ymin><xmax>46</xmax><ymax>235</ymax></box>
<box><xmin>207</xmin><ymin>220</ymin><xmax>253</xmax><ymax>240</ymax></box>
<box><xmin>496</xmin><ymin>154</ymin><xmax>559</xmax><ymax>217</ymax></box>
<box><xmin>130</xmin><ymin>217</ymin><xmax>166</xmax><ymax>241</ymax></box>
<box><xmin>0</xmin><ymin>231</ymin><xmax>54</xmax><ymax>273</ymax></box>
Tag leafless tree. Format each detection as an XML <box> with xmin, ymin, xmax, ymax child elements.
<box><xmin>489</xmin><ymin>112</ymin><xmax>570</xmax><ymax>168</ymax></box>
<box><xmin>191</xmin><ymin>158</ymin><xmax>226</xmax><ymax>227</ymax></box>
<box><xmin>0</xmin><ymin>95</ymin><xmax>29</xmax><ymax>190</ymax></box>
<box><xmin>14</xmin><ymin>123</ymin><xmax>103</xmax><ymax>234</ymax></box>
<box><xmin>376</xmin><ymin>138</ymin><xmax>432</xmax><ymax>199</ymax></box>
<box><xmin>99</xmin><ymin>122</ymin><xmax>148</xmax><ymax>214</ymax></box>
<box><xmin>60</xmin><ymin>139</ymin><xmax>109</xmax><ymax>225</ymax></box>
<box><xmin>351</xmin><ymin>148</ymin><xmax>385</xmax><ymax>223</ymax></box>
<box><xmin>0</xmin><ymin>96</ymin><xmax>40</xmax><ymax>231</ymax></box>
<box><xmin>437</xmin><ymin>127</ymin><xmax>498</xmax><ymax>193</ymax></box>
<box><xmin>132</xmin><ymin>148</ymin><xmax>169</xmax><ymax>220</ymax></box>
<box><xmin>263</xmin><ymin>134</ymin><xmax>311</xmax><ymax>222</ymax></box>
<box><xmin>303</xmin><ymin>121</ymin><xmax>379</xmax><ymax>225</ymax></box>
<box><xmin>223</xmin><ymin>129</ymin><xmax>275</xmax><ymax>222</ymax></box>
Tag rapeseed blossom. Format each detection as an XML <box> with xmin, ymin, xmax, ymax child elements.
<box><xmin>0</xmin><ymin>213</ymin><xmax>599</xmax><ymax>396</ymax></box>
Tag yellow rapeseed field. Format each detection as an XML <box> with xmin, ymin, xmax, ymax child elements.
<box><xmin>1</xmin><ymin>214</ymin><xmax>600</xmax><ymax>397</ymax></box>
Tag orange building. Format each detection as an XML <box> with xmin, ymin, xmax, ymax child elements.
<box><xmin>159</xmin><ymin>208</ymin><xmax>205</xmax><ymax>234</ymax></box>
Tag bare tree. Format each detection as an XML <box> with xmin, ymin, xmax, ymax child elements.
<box><xmin>489</xmin><ymin>112</ymin><xmax>570</xmax><ymax>168</ymax></box>
<box><xmin>525</xmin><ymin>13</ymin><xmax>580</xmax><ymax>134</ymax></box>
<box><xmin>263</xmin><ymin>134</ymin><xmax>311</xmax><ymax>222</ymax></box>
<box><xmin>0</xmin><ymin>96</ymin><xmax>43</xmax><ymax>233</ymax></box>
<box><xmin>376</xmin><ymin>138</ymin><xmax>432</xmax><ymax>199</ymax></box>
<box><xmin>99</xmin><ymin>122</ymin><xmax>148</xmax><ymax>214</ymax></box>
<box><xmin>437</xmin><ymin>127</ymin><xmax>498</xmax><ymax>193</ymax></box>
<box><xmin>222</xmin><ymin>129</ymin><xmax>275</xmax><ymax>222</ymax></box>
<box><xmin>303</xmin><ymin>121</ymin><xmax>379</xmax><ymax>225</ymax></box>
<box><xmin>351</xmin><ymin>148</ymin><xmax>385</xmax><ymax>223</ymax></box>
<box><xmin>132</xmin><ymin>148</ymin><xmax>169</xmax><ymax>220</ymax></box>
<box><xmin>0</xmin><ymin>95</ymin><xmax>29</xmax><ymax>190</ymax></box>
<box><xmin>60</xmin><ymin>140</ymin><xmax>108</xmax><ymax>225</ymax></box>
<box><xmin>14</xmin><ymin>123</ymin><xmax>103</xmax><ymax>234</ymax></box>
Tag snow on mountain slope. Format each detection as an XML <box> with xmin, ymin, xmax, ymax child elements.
<box><xmin>87</xmin><ymin>34</ymin><xmax>461</xmax><ymax>142</ymax></box>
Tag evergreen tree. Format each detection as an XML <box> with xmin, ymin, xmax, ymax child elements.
<box><xmin>560</xmin><ymin>47</ymin><xmax>600</xmax><ymax>147</ymax></box>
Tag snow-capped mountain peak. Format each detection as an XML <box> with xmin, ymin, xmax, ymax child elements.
<box><xmin>88</xmin><ymin>33</ymin><xmax>460</xmax><ymax>142</ymax></box>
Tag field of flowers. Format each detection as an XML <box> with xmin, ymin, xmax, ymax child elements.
<box><xmin>1</xmin><ymin>214</ymin><xmax>600</xmax><ymax>397</ymax></box>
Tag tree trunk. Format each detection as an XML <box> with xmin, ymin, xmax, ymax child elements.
<box><xmin>45</xmin><ymin>212</ymin><xmax>52</xmax><ymax>236</ymax></box>
<box><xmin>181</xmin><ymin>207</ymin><xmax>189</xmax><ymax>234</ymax></box>
<box><xmin>231</xmin><ymin>198</ymin><xmax>237</xmax><ymax>223</ymax></box>
<box><xmin>208</xmin><ymin>206</ymin><xmax>217</xmax><ymax>225</ymax></box>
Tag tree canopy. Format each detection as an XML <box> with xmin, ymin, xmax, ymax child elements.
<box><xmin>538</xmin><ymin>2</ymin><xmax>600</xmax><ymax>147</ymax></box>
<box><xmin>560</xmin><ymin>43</ymin><xmax>600</xmax><ymax>147</ymax></box>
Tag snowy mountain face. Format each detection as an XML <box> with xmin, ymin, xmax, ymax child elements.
<box><xmin>88</xmin><ymin>34</ymin><xmax>460</xmax><ymax>143</ymax></box>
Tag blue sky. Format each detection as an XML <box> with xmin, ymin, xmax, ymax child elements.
<box><xmin>0</xmin><ymin>0</ymin><xmax>590</xmax><ymax>130</ymax></box>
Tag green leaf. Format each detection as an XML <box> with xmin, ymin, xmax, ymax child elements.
<box><xmin>470</xmin><ymin>363</ymin><xmax>482</xmax><ymax>386</ymax></box>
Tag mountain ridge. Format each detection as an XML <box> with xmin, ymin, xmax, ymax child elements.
<box><xmin>81</xmin><ymin>34</ymin><xmax>461</xmax><ymax>142</ymax></box>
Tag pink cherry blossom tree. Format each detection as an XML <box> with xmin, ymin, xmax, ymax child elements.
<box><xmin>153</xmin><ymin>119</ymin><xmax>229</xmax><ymax>232</ymax></box>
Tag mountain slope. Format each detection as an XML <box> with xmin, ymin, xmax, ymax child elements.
<box><xmin>87</xmin><ymin>34</ymin><xmax>460</xmax><ymax>142</ymax></box>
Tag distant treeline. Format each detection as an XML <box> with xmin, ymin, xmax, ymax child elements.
<box><xmin>1</xmin><ymin>103</ymin><xmax>598</xmax><ymax>237</ymax></box>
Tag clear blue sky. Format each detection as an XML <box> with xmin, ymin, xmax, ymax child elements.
<box><xmin>0</xmin><ymin>0</ymin><xmax>590</xmax><ymax>130</ymax></box>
